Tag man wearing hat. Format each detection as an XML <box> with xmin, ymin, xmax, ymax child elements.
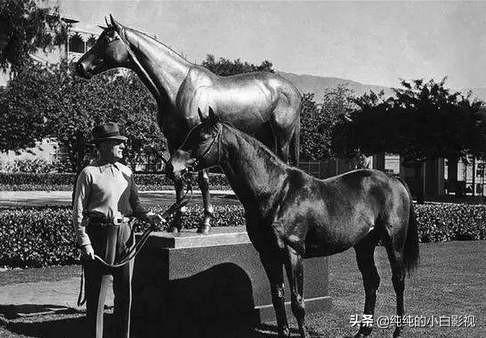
<box><xmin>73</xmin><ymin>122</ymin><xmax>164</xmax><ymax>338</ymax></box>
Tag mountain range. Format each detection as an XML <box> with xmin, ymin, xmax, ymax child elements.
<box><xmin>277</xmin><ymin>71</ymin><xmax>486</xmax><ymax>103</ymax></box>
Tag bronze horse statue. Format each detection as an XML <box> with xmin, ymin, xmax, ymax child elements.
<box><xmin>75</xmin><ymin>16</ymin><xmax>301</xmax><ymax>234</ymax></box>
<box><xmin>169</xmin><ymin>108</ymin><xmax>419</xmax><ymax>338</ymax></box>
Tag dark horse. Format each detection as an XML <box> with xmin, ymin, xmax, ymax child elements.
<box><xmin>75</xmin><ymin>16</ymin><xmax>301</xmax><ymax>234</ymax></box>
<box><xmin>169</xmin><ymin>108</ymin><xmax>419</xmax><ymax>337</ymax></box>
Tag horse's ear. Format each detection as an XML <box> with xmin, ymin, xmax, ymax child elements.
<box><xmin>110</xmin><ymin>15</ymin><xmax>122</xmax><ymax>32</ymax></box>
<box><xmin>208</xmin><ymin>106</ymin><xmax>218</xmax><ymax>124</ymax></box>
<box><xmin>98</xmin><ymin>25</ymin><xmax>107</xmax><ymax>31</ymax></box>
<box><xmin>198</xmin><ymin>108</ymin><xmax>205</xmax><ymax>122</ymax></box>
<box><xmin>105</xmin><ymin>16</ymin><xmax>110</xmax><ymax>27</ymax></box>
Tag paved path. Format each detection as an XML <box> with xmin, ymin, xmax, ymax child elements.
<box><xmin>0</xmin><ymin>190</ymin><xmax>237</xmax><ymax>208</ymax></box>
<box><xmin>0</xmin><ymin>276</ymin><xmax>100</xmax><ymax>312</ymax></box>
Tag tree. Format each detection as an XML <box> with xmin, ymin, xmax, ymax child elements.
<box><xmin>0</xmin><ymin>63</ymin><xmax>166</xmax><ymax>173</ymax></box>
<box><xmin>0</xmin><ymin>62</ymin><xmax>60</xmax><ymax>152</ymax></box>
<box><xmin>0</xmin><ymin>0</ymin><xmax>63</xmax><ymax>75</ymax></box>
<box><xmin>201</xmin><ymin>54</ymin><xmax>274</xmax><ymax>76</ymax></box>
<box><xmin>337</xmin><ymin>78</ymin><xmax>484</xmax><ymax>200</ymax></box>
<box><xmin>300</xmin><ymin>86</ymin><xmax>354</xmax><ymax>161</ymax></box>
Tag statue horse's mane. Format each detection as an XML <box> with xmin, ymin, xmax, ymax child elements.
<box><xmin>107</xmin><ymin>21</ymin><xmax>189</xmax><ymax>62</ymax></box>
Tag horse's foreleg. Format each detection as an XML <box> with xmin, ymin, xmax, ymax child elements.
<box><xmin>261</xmin><ymin>253</ymin><xmax>289</xmax><ymax>337</ymax></box>
<box><xmin>284</xmin><ymin>246</ymin><xmax>308</xmax><ymax>338</ymax></box>
<box><xmin>169</xmin><ymin>175</ymin><xmax>186</xmax><ymax>233</ymax></box>
<box><xmin>197</xmin><ymin>170</ymin><xmax>213</xmax><ymax>234</ymax></box>
<box><xmin>354</xmin><ymin>241</ymin><xmax>380</xmax><ymax>338</ymax></box>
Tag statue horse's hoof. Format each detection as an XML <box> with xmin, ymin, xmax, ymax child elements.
<box><xmin>197</xmin><ymin>225</ymin><xmax>210</xmax><ymax>235</ymax></box>
<box><xmin>168</xmin><ymin>226</ymin><xmax>180</xmax><ymax>234</ymax></box>
<box><xmin>197</xmin><ymin>213</ymin><xmax>212</xmax><ymax>234</ymax></box>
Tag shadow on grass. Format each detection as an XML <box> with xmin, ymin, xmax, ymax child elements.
<box><xmin>0</xmin><ymin>304</ymin><xmax>87</xmax><ymax>338</ymax></box>
<box><xmin>0</xmin><ymin>304</ymin><xmax>78</xmax><ymax>320</ymax></box>
<box><xmin>0</xmin><ymin>307</ymin><xmax>294</xmax><ymax>338</ymax></box>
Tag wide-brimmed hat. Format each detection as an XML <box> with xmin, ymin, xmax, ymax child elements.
<box><xmin>91</xmin><ymin>122</ymin><xmax>128</xmax><ymax>144</ymax></box>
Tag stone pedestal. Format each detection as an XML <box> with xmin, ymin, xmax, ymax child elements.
<box><xmin>132</xmin><ymin>227</ymin><xmax>331</xmax><ymax>336</ymax></box>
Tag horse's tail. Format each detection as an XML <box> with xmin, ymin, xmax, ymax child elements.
<box><xmin>395</xmin><ymin>176</ymin><xmax>420</xmax><ymax>274</ymax></box>
<box><xmin>290</xmin><ymin>113</ymin><xmax>300</xmax><ymax>166</ymax></box>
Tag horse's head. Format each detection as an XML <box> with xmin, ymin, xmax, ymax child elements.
<box><xmin>75</xmin><ymin>15</ymin><xmax>131</xmax><ymax>79</ymax></box>
<box><xmin>168</xmin><ymin>107</ymin><xmax>223</xmax><ymax>180</ymax></box>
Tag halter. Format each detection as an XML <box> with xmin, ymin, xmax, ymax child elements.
<box><xmin>179</xmin><ymin>121</ymin><xmax>223</xmax><ymax>171</ymax></box>
<box><xmin>112</xmin><ymin>26</ymin><xmax>159</xmax><ymax>98</ymax></box>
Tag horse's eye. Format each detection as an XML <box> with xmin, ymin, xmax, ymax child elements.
<box><xmin>105</xmin><ymin>31</ymin><xmax>118</xmax><ymax>43</ymax></box>
<box><xmin>201</xmin><ymin>134</ymin><xmax>211</xmax><ymax>141</ymax></box>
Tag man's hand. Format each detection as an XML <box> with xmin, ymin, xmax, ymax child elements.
<box><xmin>146</xmin><ymin>213</ymin><xmax>166</xmax><ymax>228</ymax></box>
<box><xmin>80</xmin><ymin>244</ymin><xmax>95</xmax><ymax>260</ymax></box>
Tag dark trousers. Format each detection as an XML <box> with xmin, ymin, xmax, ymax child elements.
<box><xmin>84</xmin><ymin>221</ymin><xmax>134</xmax><ymax>338</ymax></box>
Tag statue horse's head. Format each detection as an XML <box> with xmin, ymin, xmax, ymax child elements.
<box><xmin>169</xmin><ymin>107</ymin><xmax>223</xmax><ymax>180</ymax></box>
<box><xmin>75</xmin><ymin>15</ymin><xmax>131</xmax><ymax>79</ymax></box>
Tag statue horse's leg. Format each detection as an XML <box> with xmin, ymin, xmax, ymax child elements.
<box><xmin>353</xmin><ymin>235</ymin><xmax>380</xmax><ymax>338</ymax></box>
<box><xmin>284</xmin><ymin>246</ymin><xmax>308</xmax><ymax>338</ymax></box>
<box><xmin>169</xmin><ymin>175</ymin><xmax>186</xmax><ymax>233</ymax></box>
<box><xmin>272</xmin><ymin>124</ymin><xmax>292</xmax><ymax>164</ymax></box>
<box><xmin>197</xmin><ymin>169</ymin><xmax>213</xmax><ymax>234</ymax></box>
<box><xmin>260</xmin><ymin>252</ymin><xmax>290</xmax><ymax>337</ymax></box>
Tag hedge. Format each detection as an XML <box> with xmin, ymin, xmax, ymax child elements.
<box><xmin>0</xmin><ymin>204</ymin><xmax>244</xmax><ymax>268</ymax></box>
<box><xmin>0</xmin><ymin>172</ymin><xmax>230</xmax><ymax>191</ymax></box>
<box><xmin>0</xmin><ymin>203</ymin><xmax>484</xmax><ymax>268</ymax></box>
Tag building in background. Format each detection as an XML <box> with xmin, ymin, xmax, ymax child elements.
<box><xmin>0</xmin><ymin>16</ymin><xmax>98</xmax><ymax>87</ymax></box>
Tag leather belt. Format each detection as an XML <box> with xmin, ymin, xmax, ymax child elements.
<box><xmin>88</xmin><ymin>215</ymin><xmax>131</xmax><ymax>226</ymax></box>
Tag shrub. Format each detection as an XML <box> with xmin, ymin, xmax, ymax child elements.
<box><xmin>1</xmin><ymin>202</ymin><xmax>484</xmax><ymax>268</ymax></box>
<box><xmin>0</xmin><ymin>172</ymin><xmax>230</xmax><ymax>191</ymax></box>
<box><xmin>0</xmin><ymin>158</ymin><xmax>59</xmax><ymax>173</ymax></box>
<box><xmin>0</xmin><ymin>204</ymin><xmax>244</xmax><ymax>268</ymax></box>
<box><xmin>0</xmin><ymin>172</ymin><xmax>75</xmax><ymax>186</ymax></box>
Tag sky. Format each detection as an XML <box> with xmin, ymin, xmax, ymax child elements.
<box><xmin>58</xmin><ymin>1</ymin><xmax>486</xmax><ymax>90</ymax></box>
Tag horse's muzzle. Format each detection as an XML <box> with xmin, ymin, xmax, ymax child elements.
<box><xmin>75</xmin><ymin>62</ymin><xmax>92</xmax><ymax>79</ymax></box>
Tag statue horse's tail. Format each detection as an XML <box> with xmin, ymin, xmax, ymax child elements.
<box><xmin>290</xmin><ymin>110</ymin><xmax>301</xmax><ymax>166</ymax></box>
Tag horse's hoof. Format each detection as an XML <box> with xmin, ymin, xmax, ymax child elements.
<box><xmin>299</xmin><ymin>329</ymin><xmax>310</xmax><ymax>338</ymax></box>
<box><xmin>300</xmin><ymin>330</ymin><xmax>310</xmax><ymax>338</ymax></box>
<box><xmin>277</xmin><ymin>326</ymin><xmax>290</xmax><ymax>337</ymax></box>
<box><xmin>354</xmin><ymin>329</ymin><xmax>372</xmax><ymax>337</ymax></box>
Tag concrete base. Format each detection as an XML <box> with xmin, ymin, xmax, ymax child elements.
<box><xmin>132</xmin><ymin>227</ymin><xmax>331</xmax><ymax>336</ymax></box>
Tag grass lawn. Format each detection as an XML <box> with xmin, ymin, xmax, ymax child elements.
<box><xmin>0</xmin><ymin>240</ymin><xmax>484</xmax><ymax>337</ymax></box>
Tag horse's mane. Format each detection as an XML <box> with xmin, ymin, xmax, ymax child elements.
<box><xmin>221</xmin><ymin>122</ymin><xmax>289</xmax><ymax>169</ymax></box>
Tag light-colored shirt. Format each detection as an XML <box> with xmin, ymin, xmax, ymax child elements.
<box><xmin>72</xmin><ymin>161</ymin><xmax>147</xmax><ymax>247</ymax></box>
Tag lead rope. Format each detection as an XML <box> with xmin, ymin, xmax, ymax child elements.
<box><xmin>77</xmin><ymin>266</ymin><xmax>86</xmax><ymax>306</ymax></box>
<box><xmin>77</xmin><ymin>183</ymin><xmax>193</xmax><ymax>307</ymax></box>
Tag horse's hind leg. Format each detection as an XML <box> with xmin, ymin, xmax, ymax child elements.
<box><xmin>284</xmin><ymin>246</ymin><xmax>308</xmax><ymax>337</ymax></box>
<box><xmin>260</xmin><ymin>253</ymin><xmax>290</xmax><ymax>337</ymax></box>
<box><xmin>197</xmin><ymin>170</ymin><xmax>213</xmax><ymax>234</ymax></box>
<box><xmin>384</xmin><ymin>238</ymin><xmax>406</xmax><ymax>337</ymax></box>
<box><xmin>354</xmin><ymin>237</ymin><xmax>380</xmax><ymax>337</ymax></box>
